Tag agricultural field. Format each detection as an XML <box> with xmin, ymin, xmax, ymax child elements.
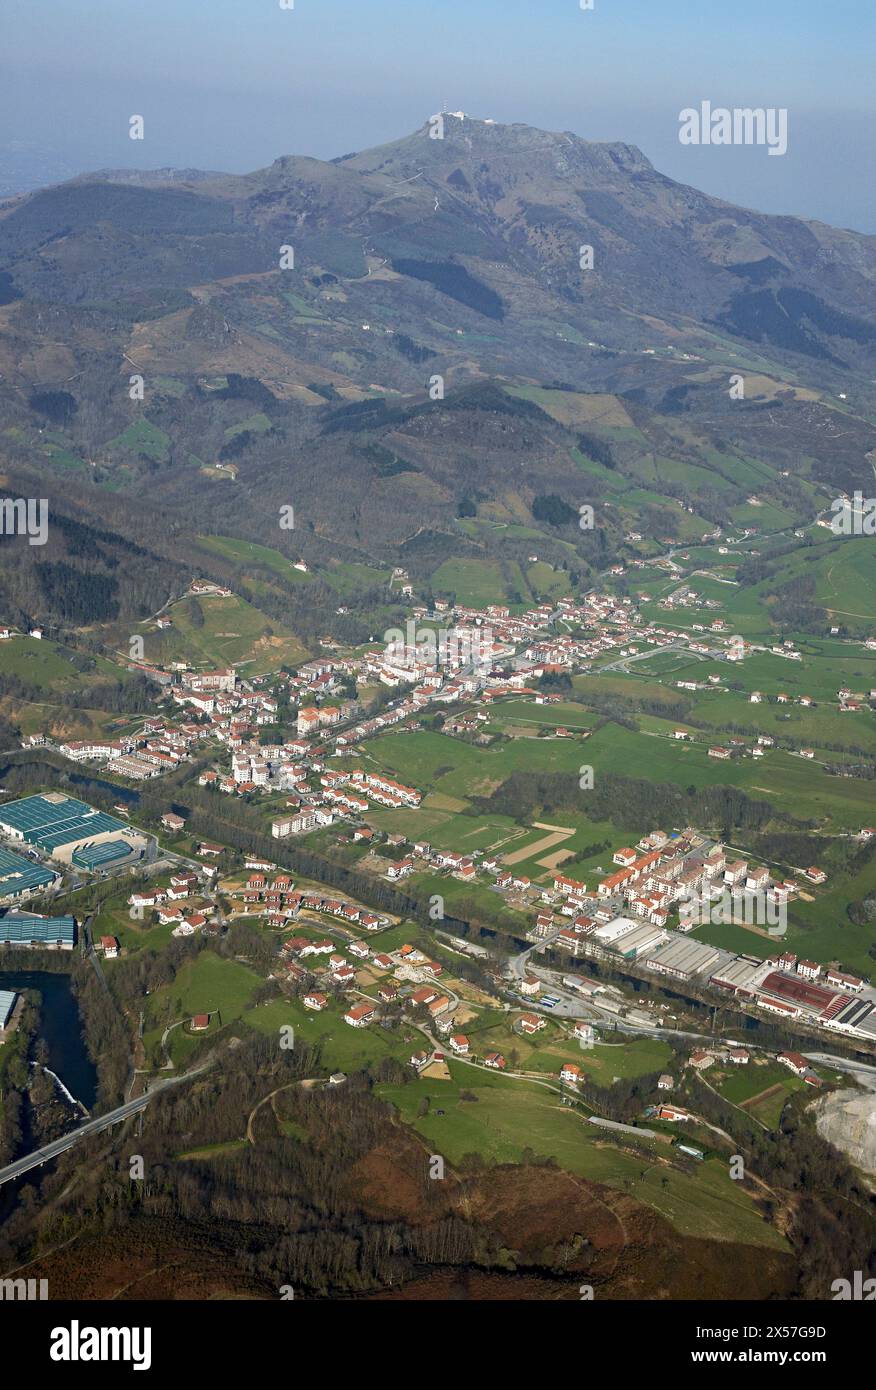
<box><xmin>0</xmin><ymin>635</ymin><xmax>131</xmax><ymax>690</ymax></box>
<box><xmin>105</xmin><ymin>418</ymin><xmax>171</xmax><ymax>463</ymax></box>
<box><xmin>377</xmin><ymin>1065</ymin><xmax>787</xmax><ymax>1249</ymax></box>
<box><xmin>196</xmin><ymin>535</ymin><xmax>391</xmax><ymax>605</ymax></box>
<box><xmin>117</xmin><ymin>591</ymin><xmax>307</xmax><ymax>674</ymax></box>
<box><xmin>364</xmin><ymin>726</ymin><xmax>590</xmax><ymax>801</ymax></box>
<box><xmin>713</xmin><ymin>1059</ymin><xmax>807</xmax><ymax>1128</ymax></box>
<box><xmin>0</xmin><ymin>635</ymin><xmax>140</xmax><ymax>740</ymax></box>
<box><xmin>244</xmin><ymin>994</ymin><xmax>415</xmax><ymax>1073</ymax></box>
<box><xmin>142</xmin><ymin>953</ymin><xmax>263</xmax><ymax>1065</ymax></box>
<box><xmin>429</xmin><ymin>557</ymin><xmax>509</xmax><ymax>607</ymax></box>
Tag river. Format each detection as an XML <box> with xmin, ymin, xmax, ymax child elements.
<box><xmin>0</xmin><ymin>969</ymin><xmax>97</xmax><ymax>1111</ymax></box>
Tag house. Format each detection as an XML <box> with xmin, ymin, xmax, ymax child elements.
<box><xmin>161</xmin><ymin>812</ymin><xmax>186</xmax><ymax>833</ymax></box>
<box><xmin>573</xmin><ymin>1021</ymin><xmax>595</xmax><ymax>1044</ymax></box>
<box><xmin>128</xmin><ymin>889</ymin><xmax>165</xmax><ymax>909</ymax></box>
<box><xmin>449</xmin><ymin>1034</ymin><xmax>470</xmax><ymax>1054</ymax></box>
<box><xmin>612</xmin><ymin>849</ymin><xmax>638</xmax><ymax>868</ymax></box>
<box><xmin>825</xmin><ymin>969</ymin><xmax>864</xmax><ymax>994</ymax></box>
<box><xmin>797</xmin><ymin>959</ymin><xmax>821</xmax><ymax>980</ymax></box>
<box><xmin>484</xmin><ymin>1052</ymin><xmax>506</xmax><ymax>1070</ymax></box>
<box><xmin>657</xmin><ymin>1073</ymin><xmax>674</xmax><ymax>1091</ymax></box>
<box><xmin>657</xmin><ymin>1105</ymin><xmax>690</xmax><ymax>1123</ymax></box>
<box><xmin>378</xmin><ymin>983</ymin><xmax>399</xmax><ymax>1003</ymax></box>
<box><xmin>190</xmin><ymin>1014</ymin><xmax>210</xmax><ymax>1031</ymax></box>
<box><xmin>344</xmin><ymin>1001</ymin><xmax>376</xmax><ymax>1028</ymax></box>
<box><xmin>100</xmin><ymin>935</ymin><xmax>119</xmax><ymax>958</ymax></box>
<box><xmin>409</xmin><ymin>1049</ymin><xmax>429</xmax><ymax>1070</ymax></box>
<box><xmin>688</xmin><ymin>1049</ymin><xmax>714</xmax><ymax>1071</ymax></box>
<box><xmin>518</xmin><ymin>1013</ymin><xmax>546</xmax><ymax>1034</ymax></box>
<box><xmin>804</xmin><ymin>867</ymin><xmax>827</xmax><ymax>885</ymax></box>
<box><xmin>559</xmin><ymin>1063</ymin><xmax>582</xmax><ymax>1085</ymax></box>
<box><xmin>303</xmin><ymin>992</ymin><xmax>328</xmax><ymax>1011</ymax></box>
<box><xmin>519</xmin><ymin>975</ymin><xmax>541</xmax><ymax>996</ymax></box>
<box><xmin>777</xmin><ymin>1051</ymin><xmax>809</xmax><ymax>1077</ymax></box>
<box><xmin>408</xmin><ymin>986</ymin><xmax>438</xmax><ymax>1008</ymax></box>
<box><xmin>725</xmin><ymin>1048</ymin><xmax>749</xmax><ymax>1065</ymax></box>
<box><xmin>386</xmin><ymin>858</ymin><xmax>413</xmax><ymax>880</ymax></box>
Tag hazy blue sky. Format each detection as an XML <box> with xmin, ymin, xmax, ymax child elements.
<box><xmin>2</xmin><ymin>0</ymin><xmax>874</xmax><ymax>230</ymax></box>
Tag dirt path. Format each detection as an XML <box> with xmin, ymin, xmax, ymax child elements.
<box><xmin>246</xmin><ymin>1081</ymin><xmax>306</xmax><ymax>1144</ymax></box>
<box><xmin>503</xmin><ymin>826</ymin><xmax>574</xmax><ymax>866</ymax></box>
<box><xmin>740</xmin><ymin>1082</ymin><xmax>784</xmax><ymax>1111</ymax></box>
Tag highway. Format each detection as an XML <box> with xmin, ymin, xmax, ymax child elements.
<box><xmin>0</xmin><ymin>1063</ymin><xmax>210</xmax><ymax>1187</ymax></box>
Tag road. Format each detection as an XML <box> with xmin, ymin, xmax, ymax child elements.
<box><xmin>508</xmin><ymin>947</ymin><xmax>876</xmax><ymax>1068</ymax></box>
<box><xmin>0</xmin><ymin>1062</ymin><xmax>211</xmax><ymax>1187</ymax></box>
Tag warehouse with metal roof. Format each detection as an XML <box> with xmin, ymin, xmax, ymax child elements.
<box><xmin>0</xmin><ymin>914</ymin><xmax>76</xmax><ymax>949</ymax></box>
<box><xmin>72</xmin><ymin>839</ymin><xmax>136</xmax><ymax>871</ymax></box>
<box><xmin>643</xmin><ymin>935</ymin><xmax>730</xmax><ymax>981</ymax></box>
<box><xmin>0</xmin><ymin>793</ymin><xmax>142</xmax><ymax>865</ymax></box>
<box><xmin>0</xmin><ymin>989</ymin><xmax>17</xmax><ymax>1031</ymax></box>
<box><xmin>0</xmin><ymin>846</ymin><xmax>57</xmax><ymax>902</ymax></box>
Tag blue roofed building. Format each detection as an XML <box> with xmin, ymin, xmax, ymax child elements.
<box><xmin>0</xmin><ymin>914</ymin><xmax>76</xmax><ymax>950</ymax></box>
<box><xmin>0</xmin><ymin>846</ymin><xmax>57</xmax><ymax>903</ymax></box>
<box><xmin>0</xmin><ymin>792</ymin><xmax>143</xmax><ymax>866</ymax></box>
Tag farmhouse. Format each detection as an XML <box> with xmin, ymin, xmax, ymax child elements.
<box><xmin>344</xmin><ymin>1001</ymin><xmax>376</xmax><ymax>1028</ymax></box>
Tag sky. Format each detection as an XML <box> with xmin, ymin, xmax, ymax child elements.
<box><xmin>2</xmin><ymin>0</ymin><xmax>874</xmax><ymax>231</ymax></box>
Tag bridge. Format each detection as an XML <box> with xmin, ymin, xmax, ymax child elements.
<box><xmin>0</xmin><ymin>1065</ymin><xmax>209</xmax><ymax>1187</ymax></box>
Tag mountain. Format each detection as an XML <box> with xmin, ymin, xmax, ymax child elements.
<box><xmin>0</xmin><ymin>114</ymin><xmax>874</xmax><ymax>628</ymax></box>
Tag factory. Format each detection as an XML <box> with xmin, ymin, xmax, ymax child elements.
<box><xmin>585</xmin><ymin>916</ymin><xmax>668</xmax><ymax>962</ymax></box>
<box><xmin>0</xmin><ymin>988</ymin><xmax>17</xmax><ymax>1034</ymax></box>
<box><xmin>643</xmin><ymin>935</ymin><xmax>732</xmax><ymax>982</ymax></box>
<box><xmin>0</xmin><ymin>845</ymin><xmax>58</xmax><ymax>903</ymax></box>
<box><xmin>0</xmin><ymin>793</ymin><xmax>145</xmax><ymax>867</ymax></box>
<box><xmin>0</xmin><ymin>914</ymin><xmax>76</xmax><ymax>950</ymax></box>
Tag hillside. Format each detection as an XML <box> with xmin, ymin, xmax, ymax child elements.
<box><xmin>0</xmin><ymin>114</ymin><xmax>874</xmax><ymax>632</ymax></box>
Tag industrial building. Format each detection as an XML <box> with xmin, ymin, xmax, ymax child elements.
<box><xmin>710</xmin><ymin>954</ymin><xmax>769</xmax><ymax>996</ymax></box>
<box><xmin>0</xmin><ymin>846</ymin><xmax>57</xmax><ymax>903</ymax></box>
<box><xmin>758</xmin><ymin>970</ymin><xmax>839</xmax><ymax>1015</ymax></box>
<box><xmin>585</xmin><ymin>916</ymin><xmax>668</xmax><ymax>961</ymax></box>
<box><xmin>0</xmin><ymin>914</ymin><xmax>76</xmax><ymax>949</ymax></box>
<box><xmin>0</xmin><ymin>793</ymin><xmax>143</xmax><ymax>866</ymax></box>
<box><xmin>0</xmin><ymin>989</ymin><xmax>17</xmax><ymax>1032</ymax></box>
<box><xmin>643</xmin><ymin>935</ymin><xmax>730</xmax><ymax>982</ymax></box>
